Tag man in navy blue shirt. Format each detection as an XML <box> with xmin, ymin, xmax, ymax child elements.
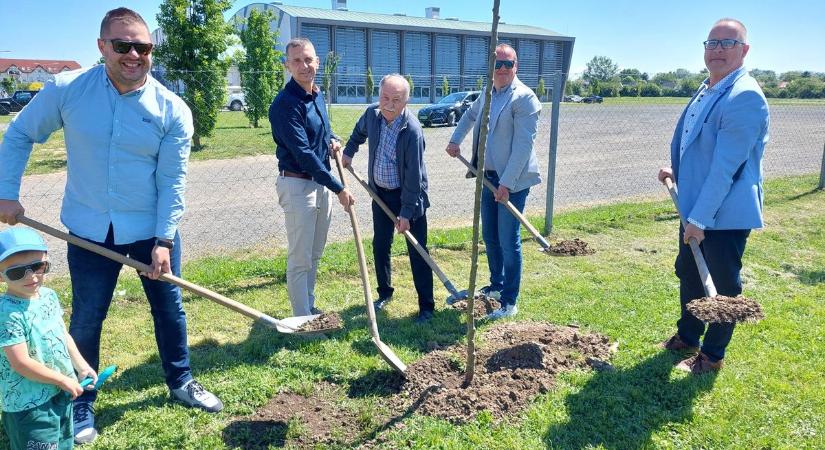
<box><xmin>269</xmin><ymin>38</ymin><xmax>354</xmax><ymax>317</ymax></box>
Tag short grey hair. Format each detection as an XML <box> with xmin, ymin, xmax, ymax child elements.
<box><xmin>713</xmin><ymin>18</ymin><xmax>748</xmax><ymax>42</ymax></box>
<box><xmin>495</xmin><ymin>43</ymin><xmax>517</xmax><ymax>62</ymax></box>
<box><xmin>379</xmin><ymin>74</ymin><xmax>410</xmax><ymax>101</ymax></box>
<box><xmin>285</xmin><ymin>37</ymin><xmax>315</xmax><ymax>55</ymax></box>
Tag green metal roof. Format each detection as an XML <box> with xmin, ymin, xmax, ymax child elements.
<box><xmin>272</xmin><ymin>4</ymin><xmax>569</xmax><ymax>39</ymax></box>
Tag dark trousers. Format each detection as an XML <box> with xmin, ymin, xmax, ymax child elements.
<box><xmin>371</xmin><ymin>186</ymin><xmax>434</xmax><ymax>313</ymax></box>
<box><xmin>68</xmin><ymin>225</ymin><xmax>192</xmax><ymax>405</ymax></box>
<box><xmin>674</xmin><ymin>226</ymin><xmax>750</xmax><ymax>362</ymax></box>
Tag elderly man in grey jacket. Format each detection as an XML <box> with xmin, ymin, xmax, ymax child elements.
<box><xmin>342</xmin><ymin>74</ymin><xmax>434</xmax><ymax>323</ymax></box>
<box><xmin>446</xmin><ymin>43</ymin><xmax>542</xmax><ymax>320</ymax></box>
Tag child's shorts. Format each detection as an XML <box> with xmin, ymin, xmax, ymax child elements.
<box><xmin>1</xmin><ymin>391</ymin><xmax>73</xmax><ymax>450</ymax></box>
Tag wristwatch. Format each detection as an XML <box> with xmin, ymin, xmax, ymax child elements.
<box><xmin>155</xmin><ymin>238</ymin><xmax>174</xmax><ymax>249</ymax></box>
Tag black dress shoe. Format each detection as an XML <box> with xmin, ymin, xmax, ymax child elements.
<box><xmin>415</xmin><ymin>310</ymin><xmax>434</xmax><ymax>324</ymax></box>
<box><xmin>373</xmin><ymin>295</ymin><xmax>392</xmax><ymax>311</ymax></box>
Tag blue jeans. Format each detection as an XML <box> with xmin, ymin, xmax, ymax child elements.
<box><xmin>480</xmin><ymin>172</ymin><xmax>530</xmax><ymax>307</ymax></box>
<box><xmin>674</xmin><ymin>226</ymin><xmax>750</xmax><ymax>362</ymax></box>
<box><xmin>68</xmin><ymin>225</ymin><xmax>192</xmax><ymax>404</ymax></box>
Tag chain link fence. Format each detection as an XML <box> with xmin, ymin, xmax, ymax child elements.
<box><xmin>8</xmin><ymin>71</ymin><xmax>825</xmax><ymax>273</ymax></box>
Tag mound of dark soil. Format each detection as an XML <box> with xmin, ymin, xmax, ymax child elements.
<box><xmin>687</xmin><ymin>295</ymin><xmax>764</xmax><ymax>323</ymax></box>
<box><xmin>545</xmin><ymin>238</ymin><xmax>595</xmax><ymax>256</ymax></box>
<box><xmin>449</xmin><ymin>294</ymin><xmax>502</xmax><ymax>319</ymax></box>
<box><xmin>398</xmin><ymin>322</ymin><xmax>615</xmax><ymax>423</ymax></box>
<box><xmin>298</xmin><ymin>312</ymin><xmax>342</xmax><ymax>332</ymax></box>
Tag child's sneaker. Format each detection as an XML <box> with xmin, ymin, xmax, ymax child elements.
<box><xmin>73</xmin><ymin>401</ymin><xmax>98</xmax><ymax>444</ymax></box>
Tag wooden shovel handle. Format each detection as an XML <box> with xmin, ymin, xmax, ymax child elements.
<box><xmin>345</xmin><ymin>166</ymin><xmax>460</xmax><ymax>296</ymax></box>
<box><xmin>17</xmin><ymin>216</ymin><xmax>293</xmax><ymax>329</ymax></box>
<box><xmin>455</xmin><ymin>154</ymin><xmax>551</xmax><ymax>250</ymax></box>
<box><xmin>662</xmin><ymin>178</ymin><xmax>718</xmax><ymax>297</ymax></box>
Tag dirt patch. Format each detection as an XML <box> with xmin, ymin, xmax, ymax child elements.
<box><xmin>687</xmin><ymin>295</ymin><xmax>764</xmax><ymax>324</ymax></box>
<box><xmin>545</xmin><ymin>238</ymin><xmax>595</xmax><ymax>256</ymax></box>
<box><xmin>224</xmin><ymin>382</ymin><xmax>363</xmax><ymax>449</ymax></box>
<box><xmin>297</xmin><ymin>312</ymin><xmax>342</xmax><ymax>332</ymax></box>
<box><xmin>449</xmin><ymin>294</ymin><xmax>502</xmax><ymax>319</ymax></box>
<box><xmin>398</xmin><ymin>322</ymin><xmax>615</xmax><ymax>423</ymax></box>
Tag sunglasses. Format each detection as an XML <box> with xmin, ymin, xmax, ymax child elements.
<box><xmin>105</xmin><ymin>39</ymin><xmax>154</xmax><ymax>55</ymax></box>
<box><xmin>2</xmin><ymin>260</ymin><xmax>50</xmax><ymax>282</ymax></box>
<box><xmin>703</xmin><ymin>39</ymin><xmax>745</xmax><ymax>50</ymax></box>
<box><xmin>494</xmin><ymin>60</ymin><xmax>515</xmax><ymax>70</ymax></box>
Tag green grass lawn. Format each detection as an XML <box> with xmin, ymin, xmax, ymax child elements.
<box><xmin>1</xmin><ymin>175</ymin><xmax>822</xmax><ymax>449</ymax></box>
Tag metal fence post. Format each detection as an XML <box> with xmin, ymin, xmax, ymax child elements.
<box><xmin>819</xmin><ymin>142</ymin><xmax>825</xmax><ymax>190</ymax></box>
<box><xmin>544</xmin><ymin>71</ymin><xmax>563</xmax><ymax>235</ymax></box>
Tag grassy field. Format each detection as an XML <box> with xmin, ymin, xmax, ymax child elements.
<box><xmin>1</xmin><ymin>175</ymin><xmax>822</xmax><ymax>449</ymax></box>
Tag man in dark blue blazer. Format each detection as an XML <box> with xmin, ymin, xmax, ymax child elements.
<box><xmin>658</xmin><ymin>18</ymin><xmax>769</xmax><ymax>374</ymax></box>
<box><xmin>342</xmin><ymin>74</ymin><xmax>434</xmax><ymax>323</ymax></box>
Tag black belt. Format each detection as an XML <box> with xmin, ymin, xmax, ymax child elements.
<box><xmin>280</xmin><ymin>170</ymin><xmax>311</xmax><ymax>180</ymax></box>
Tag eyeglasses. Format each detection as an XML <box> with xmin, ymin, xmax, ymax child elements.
<box><xmin>2</xmin><ymin>260</ymin><xmax>50</xmax><ymax>282</ymax></box>
<box><xmin>105</xmin><ymin>39</ymin><xmax>154</xmax><ymax>55</ymax></box>
<box><xmin>494</xmin><ymin>60</ymin><xmax>515</xmax><ymax>70</ymax></box>
<box><xmin>703</xmin><ymin>39</ymin><xmax>745</xmax><ymax>50</ymax></box>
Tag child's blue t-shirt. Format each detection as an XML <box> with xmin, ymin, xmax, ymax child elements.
<box><xmin>0</xmin><ymin>287</ymin><xmax>76</xmax><ymax>412</ymax></box>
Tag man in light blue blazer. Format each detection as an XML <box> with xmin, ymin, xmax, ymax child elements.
<box><xmin>446</xmin><ymin>43</ymin><xmax>542</xmax><ymax>320</ymax></box>
<box><xmin>658</xmin><ymin>18</ymin><xmax>769</xmax><ymax>375</ymax></box>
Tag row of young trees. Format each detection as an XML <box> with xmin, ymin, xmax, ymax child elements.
<box><xmin>571</xmin><ymin>55</ymin><xmax>825</xmax><ymax>99</ymax></box>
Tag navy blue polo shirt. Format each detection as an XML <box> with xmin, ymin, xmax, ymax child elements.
<box><xmin>269</xmin><ymin>78</ymin><xmax>343</xmax><ymax>193</ymax></box>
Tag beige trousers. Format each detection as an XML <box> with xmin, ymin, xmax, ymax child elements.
<box><xmin>276</xmin><ymin>175</ymin><xmax>333</xmax><ymax>316</ymax></box>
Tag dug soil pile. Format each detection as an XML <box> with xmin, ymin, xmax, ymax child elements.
<box><xmin>687</xmin><ymin>295</ymin><xmax>764</xmax><ymax>323</ymax></box>
<box><xmin>449</xmin><ymin>294</ymin><xmax>502</xmax><ymax>319</ymax></box>
<box><xmin>399</xmin><ymin>322</ymin><xmax>615</xmax><ymax>423</ymax></box>
<box><xmin>297</xmin><ymin>312</ymin><xmax>343</xmax><ymax>332</ymax></box>
<box><xmin>545</xmin><ymin>238</ymin><xmax>595</xmax><ymax>256</ymax></box>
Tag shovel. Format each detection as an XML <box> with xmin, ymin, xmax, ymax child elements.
<box><xmin>345</xmin><ymin>166</ymin><xmax>469</xmax><ymax>304</ymax></box>
<box><xmin>455</xmin><ymin>154</ymin><xmax>552</xmax><ymax>251</ymax></box>
<box><xmin>17</xmin><ymin>216</ymin><xmax>335</xmax><ymax>335</ymax></box>
<box><xmin>661</xmin><ymin>178</ymin><xmax>718</xmax><ymax>297</ymax></box>
<box><xmin>333</xmin><ymin>153</ymin><xmax>407</xmax><ymax>373</ymax></box>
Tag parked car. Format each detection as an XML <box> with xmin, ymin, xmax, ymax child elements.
<box><xmin>226</xmin><ymin>86</ymin><xmax>246</xmax><ymax>111</ymax></box>
<box><xmin>563</xmin><ymin>94</ymin><xmax>582</xmax><ymax>103</ymax></box>
<box><xmin>417</xmin><ymin>91</ymin><xmax>480</xmax><ymax>127</ymax></box>
<box><xmin>582</xmin><ymin>95</ymin><xmax>604</xmax><ymax>103</ymax></box>
<box><xmin>0</xmin><ymin>90</ymin><xmax>39</xmax><ymax>115</ymax></box>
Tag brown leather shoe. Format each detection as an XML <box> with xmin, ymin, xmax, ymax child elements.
<box><xmin>676</xmin><ymin>352</ymin><xmax>723</xmax><ymax>374</ymax></box>
<box><xmin>660</xmin><ymin>334</ymin><xmax>699</xmax><ymax>353</ymax></box>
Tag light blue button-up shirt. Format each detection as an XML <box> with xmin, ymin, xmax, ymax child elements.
<box><xmin>0</xmin><ymin>65</ymin><xmax>193</xmax><ymax>243</ymax></box>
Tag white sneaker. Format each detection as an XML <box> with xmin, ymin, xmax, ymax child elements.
<box><xmin>170</xmin><ymin>380</ymin><xmax>224</xmax><ymax>413</ymax></box>
<box><xmin>485</xmin><ymin>304</ymin><xmax>518</xmax><ymax>320</ymax></box>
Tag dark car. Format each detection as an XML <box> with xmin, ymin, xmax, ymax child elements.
<box><xmin>417</xmin><ymin>91</ymin><xmax>480</xmax><ymax>127</ymax></box>
<box><xmin>0</xmin><ymin>90</ymin><xmax>39</xmax><ymax>115</ymax></box>
<box><xmin>581</xmin><ymin>95</ymin><xmax>603</xmax><ymax>104</ymax></box>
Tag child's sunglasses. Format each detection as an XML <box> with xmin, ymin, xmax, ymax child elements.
<box><xmin>2</xmin><ymin>261</ymin><xmax>51</xmax><ymax>281</ymax></box>
<box><xmin>105</xmin><ymin>39</ymin><xmax>153</xmax><ymax>56</ymax></box>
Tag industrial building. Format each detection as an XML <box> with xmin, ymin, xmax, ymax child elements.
<box><xmin>230</xmin><ymin>1</ymin><xmax>574</xmax><ymax>103</ymax></box>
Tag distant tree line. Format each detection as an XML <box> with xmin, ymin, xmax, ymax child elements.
<box><xmin>567</xmin><ymin>56</ymin><xmax>825</xmax><ymax>99</ymax></box>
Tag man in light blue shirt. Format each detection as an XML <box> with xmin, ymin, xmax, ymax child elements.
<box><xmin>0</xmin><ymin>7</ymin><xmax>223</xmax><ymax>444</ymax></box>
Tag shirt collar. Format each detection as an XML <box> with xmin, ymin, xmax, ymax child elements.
<box><xmin>100</xmin><ymin>65</ymin><xmax>149</xmax><ymax>97</ymax></box>
<box><xmin>704</xmin><ymin>66</ymin><xmax>745</xmax><ymax>93</ymax></box>
<box><xmin>383</xmin><ymin>111</ymin><xmax>405</xmax><ymax>129</ymax></box>
<box><xmin>287</xmin><ymin>78</ymin><xmax>317</xmax><ymax>100</ymax></box>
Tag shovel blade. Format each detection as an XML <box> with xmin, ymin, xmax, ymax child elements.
<box><xmin>445</xmin><ymin>289</ymin><xmax>470</xmax><ymax>305</ymax></box>
<box><xmin>273</xmin><ymin>314</ymin><xmax>338</xmax><ymax>335</ymax></box>
<box><xmin>373</xmin><ymin>337</ymin><xmax>407</xmax><ymax>373</ymax></box>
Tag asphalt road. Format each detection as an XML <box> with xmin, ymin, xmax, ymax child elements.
<box><xmin>12</xmin><ymin>103</ymin><xmax>825</xmax><ymax>274</ymax></box>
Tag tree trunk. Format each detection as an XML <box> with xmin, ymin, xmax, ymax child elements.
<box><xmin>192</xmin><ymin>134</ymin><xmax>201</xmax><ymax>151</ymax></box>
<box><xmin>463</xmin><ymin>0</ymin><xmax>501</xmax><ymax>388</ymax></box>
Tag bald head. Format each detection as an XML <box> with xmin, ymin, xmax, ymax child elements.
<box><xmin>712</xmin><ymin>18</ymin><xmax>747</xmax><ymax>41</ymax></box>
<box><xmin>705</xmin><ymin>18</ymin><xmax>750</xmax><ymax>86</ymax></box>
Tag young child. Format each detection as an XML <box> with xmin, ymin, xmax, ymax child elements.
<box><xmin>0</xmin><ymin>227</ymin><xmax>96</xmax><ymax>449</ymax></box>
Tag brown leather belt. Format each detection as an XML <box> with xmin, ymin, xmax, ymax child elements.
<box><xmin>280</xmin><ymin>170</ymin><xmax>311</xmax><ymax>180</ymax></box>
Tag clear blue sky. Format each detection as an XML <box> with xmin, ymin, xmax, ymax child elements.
<box><xmin>2</xmin><ymin>0</ymin><xmax>823</xmax><ymax>76</ymax></box>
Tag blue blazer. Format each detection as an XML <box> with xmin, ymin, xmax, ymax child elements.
<box><xmin>343</xmin><ymin>104</ymin><xmax>429</xmax><ymax>220</ymax></box>
<box><xmin>670</xmin><ymin>69</ymin><xmax>769</xmax><ymax>230</ymax></box>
